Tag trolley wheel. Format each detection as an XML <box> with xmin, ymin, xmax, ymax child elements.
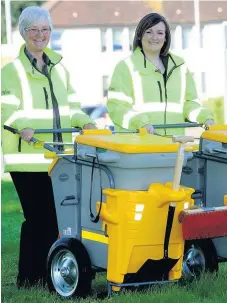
<box><xmin>182</xmin><ymin>239</ymin><xmax>218</xmax><ymax>281</ymax></box>
<box><xmin>47</xmin><ymin>238</ymin><xmax>92</xmax><ymax>298</ymax></box>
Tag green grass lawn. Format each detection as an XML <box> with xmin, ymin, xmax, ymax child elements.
<box><xmin>1</xmin><ymin>177</ymin><xmax>227</xmax><ymax>303</ymax></box>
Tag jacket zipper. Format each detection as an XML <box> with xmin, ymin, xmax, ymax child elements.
<box><xmin>157</xmin><ymin>81</ymin><xmax>163</xmax><ymax>102</ymax></box>
<box><xmin>163</xmin><ymin>77</ymin><xmax>167</xmax><ymax>135</ymax></box>
<box><xmin>48</xmin><ymin>65</ymin><xmax>64</xmax><ymax>151</ymax></box>
<box><xmin>43</xmin><ymin>87</ymin><xmax>49</xmax><ymax>109</ymax></box>
<box><xmin>158</xmin><ymin>80</ymin><xmax>167</xmax><ymax>134</ymax></box>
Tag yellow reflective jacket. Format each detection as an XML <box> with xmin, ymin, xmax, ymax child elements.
<box><xmin>1</xmin><ymin>45</ymin><xmax>94</xmax><ymax>172</ymax></box>
<box><xmin>107</xmin><ymin>47</ymin><xmax>213</xmax><ymax>135</ymax></box>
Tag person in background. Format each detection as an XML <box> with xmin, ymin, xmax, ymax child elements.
<box><xmin>1</xmin><ymin>6</ymin><xmax>96</xmax><ymax>288</ymax></box>
<box><xmin>107</xmin><ymin>12</ymin><xmax>215</xmax><ymax>135</ymax></box>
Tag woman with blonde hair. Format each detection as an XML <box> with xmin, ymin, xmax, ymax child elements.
<box><xmin>1</xmin><ymin>6</ymin><xmax>96</xmax><ymax>288</ymax></box>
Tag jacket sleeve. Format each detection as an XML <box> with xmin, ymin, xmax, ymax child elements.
<box><xmin>1</xmin><ymin>64</ymin><xmax>22</xmax><ymax>129</ymax></box>
<box><xmin>107</xmin><ymin>60</ymin><xmax>151</xmax><ymax>130</ymax></box>
<box><xmin>65</xmin><ymin>67</ymin><xmax>95</xmax><ymax>128</ymax></box>
<box><xmin>183</xmin><ymin>70</ymin><xmax>213</xmax><ymax>124</ymax></box>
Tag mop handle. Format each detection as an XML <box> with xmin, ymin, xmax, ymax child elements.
<box><xmin>172</xmin><ymin>136</ymin><xmax>194</xmax><ymax>200</ymax></box>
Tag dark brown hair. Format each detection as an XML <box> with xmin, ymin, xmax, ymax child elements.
<box><xmin>133</xmin><ymin>13</ymin><xmax>171</xmax><ymax>56</ymax></box>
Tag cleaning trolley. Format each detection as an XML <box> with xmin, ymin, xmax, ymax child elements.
<box><xmin>44</xmin><ymin>128</ymin><xmax>196</xmax><ymax>297</ymax></box>
<box><xmin>4</xmin><ymin>124</ymin><xmax>227</xmax><ymax>298</ymax></box>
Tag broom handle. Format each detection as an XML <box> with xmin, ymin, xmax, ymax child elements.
<box><xmin>171</xmin><ymin>136</ymin><xmax>194</xmax><ymax>206</ymax></box>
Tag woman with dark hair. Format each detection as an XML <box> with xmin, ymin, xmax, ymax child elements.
<box><xmin>107</xmin><ymin>13</ymin><xmax>214</xmax><ymax>134</ymax></box>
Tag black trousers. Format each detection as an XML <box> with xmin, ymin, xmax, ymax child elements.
<box><xmin>10</xmin><ymin>172</ymin><xmax>58</xmax><ymax>286</ymax></box>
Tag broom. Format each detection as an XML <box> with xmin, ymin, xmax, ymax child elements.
<box><xmin>179</xmin><ymin>206</ymin><xmax>227</xmax><ymax>240</ymax></box>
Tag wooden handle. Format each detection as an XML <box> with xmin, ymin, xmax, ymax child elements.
<box><xmin>172</xmin><ymin>135</ymin><xmax>194</xmax><ymax>144</ymax></box>
<box><xmin>172</xmin><ymin>145</ymin><xmax>184</xmax><ymax>190</ymax></box>
<box><xmin>171</xmin><ymin>136</ymin><xmax>194</xmax><ymax>206</ymax></box>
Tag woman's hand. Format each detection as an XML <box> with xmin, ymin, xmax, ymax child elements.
<box><xmin>143</xmin><ymin>124</ymin><xmax>155</xmax><ymax>134</ymax></box>
<box><xmin>19</xmin><ymin>128</ymin><xmax>34</xmax><ymax>142</ymax></box>
<box><xmin>83</xmin><ymin>123</ymin><xmax>97</xmax><ymax>130</ymax></box>
<box><xmin>204</xmin><ymin>119</ymin><xmax>215</xmax><ymax>128</ymax></box>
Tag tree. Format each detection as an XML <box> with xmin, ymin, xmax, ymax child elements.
<box><xmin>1</xmin><ymin>0</ymin><xmax>45</xmax><ymax>44</ymax></box>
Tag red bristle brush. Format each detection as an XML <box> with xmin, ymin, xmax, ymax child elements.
<box><xmin>179</xmin><ymin>206</ymin><xmax>227</xmax><ymax>240</ymax></box>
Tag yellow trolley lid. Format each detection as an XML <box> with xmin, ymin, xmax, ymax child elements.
<box><xmin>76</xmin><ymin>130</ymin><xmax>193</xmax><ymax>154</ymax></box>
<box><xmin>201</xmin><ymin>125</ymin><xmax>227</xmax><ymax>143</ymax></box>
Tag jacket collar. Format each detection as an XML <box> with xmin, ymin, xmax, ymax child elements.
<box><xmin>131</xmin><ymin>47</ymin><xmax>185</xmax><ymax>75</ymax></box>
<box><xmin>24</xmin><ymin>47</ymin><xmax>51</xmax><ymax>66</ymax></box>
<box><xmin>18</xmin><ymin>44</ymin><xmax>62</xmax><ymax>77</ymax></box>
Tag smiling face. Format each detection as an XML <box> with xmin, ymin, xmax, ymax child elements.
<box><xmin>141</xmin><ymin>21</ymin><xmax>166</xmax><ymax>54</ymax></box>
<box><xmin>24</xmin><ymin>22</ymin><xmax>51</xmax><ymax>53</ymax></box>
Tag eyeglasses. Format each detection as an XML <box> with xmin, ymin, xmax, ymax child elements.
<box><xmin>25</xmin><ymin>28</ymin><xmax>51</xmax><ymax>35</ymax></box>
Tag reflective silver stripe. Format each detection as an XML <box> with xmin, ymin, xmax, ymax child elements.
<box><xmin>4</xmin><ymin>154</ymin><xmax>52</xmax><ymax>164</ymax></box>
<box><xmin>1</xmin><ymin>95</ymin><xmax>20</xmax><ymax>106</ymax></box>
<box><xmin>188</xmin><ymin>107</ymin><xmax>202</xmax><ymax>122</ymax></box>
<box><xmin>4</xmin><ymin>106</ymin><xmax>70</xmax><ymax>125</ymax></box>
<box><xmin>108</xmin><ymin>91</ymin><xmax>133</xmax><ymax>105</ymax></box>
<box><xmin>55</xmin><ymin>64</ymin><xmax>67</xmax><ymax>89</ymax></box>
<box><xmin>5</xmin><ymin>111</ymin><xmax>25</xmax><ymax>126</ymax></box>
<box><xmin>13</xmin><ymin>59</ymin><xmax>33</xmax><ymax>111</ymax></box>
<box><xmin>122</xmin><ymin>102</ymin><xmax>183</xmax><ymax>129</ymax></box>
<box><xmin>125</xmin><ymin>58</ymin><xmax>144</xmax><ymax>107</ymax></box>
<box><xmin>59</xmin><ymin>106</ymin><xmax>70</xmax><ymax>115</ymax></box>
<box><xmin>123</xmin><ymin>111</ymin><xmax>139</xmax><ymax>129</ymax></box>
<box><xmin>68</xmin><ymin>93</ymin><xmax>80</xmax><ymax>103</ymax></box>
<box><xmin>134</xmin><ymin>102</ymin><xmax>183</xmax><ymax>113</ymax></box>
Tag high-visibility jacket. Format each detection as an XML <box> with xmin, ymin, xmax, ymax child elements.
<box><xmin>1</xmin><ymin>45</ymin><xmax>94</xmax><ymax>172</ymax></box>
<box><xmin>107</xmin><ymin>47</ymin><xmax>213</xmax><ymax>135</ymax></box>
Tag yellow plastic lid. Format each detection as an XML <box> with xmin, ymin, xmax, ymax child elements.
<box><xmin>202</xmin><ymin>125</ymin><xmax>227</xmax><ymax>143</ymax></box>
<box><xmin>76</xmin><ymin>133</ymin><xmax>192</xmax><ymax>154</ymax></box>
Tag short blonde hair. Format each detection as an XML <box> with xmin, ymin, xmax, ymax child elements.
<box><xmin>19</xmin><ymin>6</ymin><xmax>53</xmax><ymax>39</ymax></box>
